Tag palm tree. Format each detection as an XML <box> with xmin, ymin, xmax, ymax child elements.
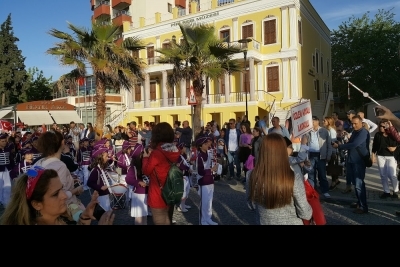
<box><xmin>47</xmin><ymin>22</ymin><xmax>145</xmax><ymax>135</ymax></box>
<box><xmin>157</xmin><ymin>23</ymin><xmax>242</xmax><ymax>134</ymax></box>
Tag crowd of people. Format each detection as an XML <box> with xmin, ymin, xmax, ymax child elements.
<box><xmin>0</xmin><ymin>105</ymin><xmax>398</xmax><ymax>225</ymax></box>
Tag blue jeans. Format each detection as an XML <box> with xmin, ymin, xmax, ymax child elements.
<box><xmin>308</xmin><ymin>153</ymin><xmax>329</xmax><ymax>194</ymax></box>
<box><xmin>228</xmin><ymin>151</ymin><xmax>241</xmax><ymax>178</ymax></box>
<box><xmin>347</xmin><ymin>162</ymin><xmax>368</xmax><ymax>212</ymax></box>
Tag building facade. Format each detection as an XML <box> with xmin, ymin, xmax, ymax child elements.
<box><xmin>89</xmin><ymin>0</ymin><xmax>333</xmax><ymax>128</ymax></box>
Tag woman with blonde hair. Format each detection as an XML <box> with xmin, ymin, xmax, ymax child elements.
<box><xmin>0</xmin><ymin>168</ymin><xmax>114</xmax><ymax>225</ymax></box>
<box><xmin>323</xmin><ymin>116</ymin><xmax>340</xmax><ymax>190</ymax></box>
<box><xmin>249</xmin><ymin>133</ymin><xmax>312</xmax><ymax>225</ymax></box>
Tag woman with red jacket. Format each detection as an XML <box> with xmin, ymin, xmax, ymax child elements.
<box><xmin>142</xmin><ymin>122</ymin><xmax>180</xmax><ymax>225</ymax></box>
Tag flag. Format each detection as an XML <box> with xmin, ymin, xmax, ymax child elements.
<box><xmin>78</xmin><ymin>77</ymin><xmax>85</xmax><ymax>86</ymax></box>
<box><xmin>0</xmin><ymin>120</ymin><xmax>13</xmax><ymax>132</ymax></box>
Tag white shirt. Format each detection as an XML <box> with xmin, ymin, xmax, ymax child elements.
<box><xmin>228</xmin><ymin>129</ymin><xmax>238</xmax><ymax>151</ymax></box>
<box><xmin>362</xmin><ymin>118</ymin><xmax>378</xmax><ymax>133</ymax></box>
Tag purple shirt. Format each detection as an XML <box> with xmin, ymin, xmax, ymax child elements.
<box><xmin>197</xmin><ymin>150</ymin><xmax>213</xmax><ymax>186</ymax></box>
<box><xmin>240</xmin><ymin>133</ymin><xmax>253</xmax><ymax>146</ymax></box>
<box><xmin>125</xmin><ymin>166</ymin><xmax>148</xmax><ymax>194</ymax></box>
<box><xmin>116</xmin><ymin>152</ymin><xmax>130</xmax><ymax>175</ymax></box>
<box><xmin>129</xmin><ymin>143</ymin><xmax>144</xmax><ymax>159</ymax></box>
<box><xmin>87</xmin><ymin>166</ymin><xmax>110</xmax><ymax>196</ymax></box>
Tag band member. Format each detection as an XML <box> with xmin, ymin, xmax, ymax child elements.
<box><xmin>87</xmin><ymin>147</ymin><xmax>112</xmax><ymax>212</ymax></box>
<box><xmin>10</xmin><ymin>147</ymin><xmax>33</xmax><ymax>187</ymax></box>
<box><xmin>129</xmin><ymin>140</ymin><xmax>144</xmax><ymax>160</ymax></box>
<box><xmin>196</xmin><ymin>136</ymin><xmax>219</xmax><ymax>225</ymax></box>
<box><xmin>30</xmin><ymin>136</ymin><xmax>42</xmax><ymax>161</ymax></box>
<box><xmin>0</xmin><ymin>133</ymin><xmax>14</xmax><ymax>207</ymax></box>
<box><xmin>77</xmin><ymin>138</ymin><xmax>92</xmax><ymax>190</ymax></box>
<box><xmin>116</xmin><ymin>140</ymin><xmax>132</xmax><ymax>185</ymax></box>
<box><xmin>125</xmin><ymin>153</ymin><xmax>149</xmax><ymax>225</ymax></box>
<box><xmin>176</xmin><ymin>142</ymin><xmax>192</xmax><ymax>213</ymax></box>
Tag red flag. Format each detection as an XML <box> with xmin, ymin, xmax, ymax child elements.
<box><xmin>0</xmin><ymin>120</ymin><xmax>12</xmax><ymax>131</ymax></box>
<box><xmin>78</xmin><ymin>77</ymin><xmax>85</xmax><ymax>86</ymax></box>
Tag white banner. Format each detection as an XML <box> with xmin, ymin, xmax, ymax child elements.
<box><xmin>290</xmin><ymin>100</ymin><xmax>312</xmax><ymax>138</ymax></box>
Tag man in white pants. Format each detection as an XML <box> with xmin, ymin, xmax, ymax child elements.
<box><xmin>0</xmin><ymin>133</ymin><xmax>14</xmax><ymax>208</ymax></box>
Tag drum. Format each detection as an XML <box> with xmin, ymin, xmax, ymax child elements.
<box><xmin>108</xmin><ymin>171</ymin><xmax>119</xmax><ymax>183</ymax></box>
<box><xmin>110</xmin><ymin>184</ymin><xmax>128</xmax><ymax>195</ymax></box>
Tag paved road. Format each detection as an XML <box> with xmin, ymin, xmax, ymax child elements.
<box><xmin>2</xmin><ymin>161</ymin><xmax>399</xmax><ymax>225</ymax></box>
<box><xmin>79</xmin><ymin>161</ymin><xmax>400</xmax><ymax>225</ymax></box>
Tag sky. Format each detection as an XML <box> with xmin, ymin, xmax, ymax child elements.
<box><xmin>1</xmin><ymin>0</ymin><xmax>400</xmax><ymax>82</ymax></box>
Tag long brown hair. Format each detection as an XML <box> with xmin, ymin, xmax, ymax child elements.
<box><xmin>324</xmin><ymin>116</ymin><xmax>335</xmax><ymax>131</ymax></box>
<box><xmin>249</xmin><ymin>133</ymin><xmax>294</xmax><ymax>209</ymax></box>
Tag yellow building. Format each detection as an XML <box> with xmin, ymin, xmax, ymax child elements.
<box><xmin>88</xmin><ymin>0</ymin><xmax>333</xmax><ymax>128</ymax></box>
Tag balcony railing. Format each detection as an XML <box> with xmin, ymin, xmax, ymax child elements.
<box><xmin>95</xmin><ymin>0</ymin><xmax>110</xmax><ymax>9</ymax></box>
<box><xmin>217</xmin><ymin>0</ymin><xmax>235</xmax><ymax>6</ymax></box>
<box><xmin>113</xmin><ymin>10</ymin><xmax>131</xmax><ymax>18</ymax></box>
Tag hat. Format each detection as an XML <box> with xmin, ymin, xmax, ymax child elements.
<box><xmin>196</xmin><ymin>136</ymin><xmax>212</xmax><ymax>147</ymax></box>
<box><xmin>0</xmin><ymin>133</ymin><xmax>8</xmax><ymax>139</ymax></box>
<box><xmin>94</xmin><ymin>138</ymin><xmax>106</xmax><ymax>147</ymax></box>
<box><xmin>122</xmin><ymin>140</ymin><xmax>131</xmax><ymax>150</ymax></box>
<box><xmin>283</xmin><ymin>136</ymin><xmax>292</xmax><ymax>147</ymax></box>
<box><xmin>312</xmin><ymin>115</ymin><xmax>319</xmax><ymax>121</ymax></box>
<box><xmin>92</xmin><ymin>147</ymin><xmax>108</xmax><ymax>159</ymax></box>
<box><xmin>347</xmin><ymin>110</ymin><xmax>356</xmax><ymax>115</ymax></box>
<box><xmin>21</xmin><ymin>148</ymin><xmax>33</xmax><ymax>156</ymax></box>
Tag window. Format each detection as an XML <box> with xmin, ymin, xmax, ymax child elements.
<box><xmin>314</xmin><ymin>79</ymin><xmax>320</xmax><ymax>100</ymax></box>
<box><xmin>263</xmin><ymin>19</ymin><xmax>276</xmax><ymax>45</ymax></box>
<box><xmin>147</xmin><ymin>46</ymin><xmax>154</xmax><ymax>65</ymax></box>
<box><xmin>298</xmin><ymin>20</ymin><xmax>303</xmax><ymax>45</ymax></box>
<box><xmin>320</xmin><ymin>54</ymin><xmax>324</xmax><ymax>74</ymax></box>
<box><xmin>219</xmin><ymin>78</ymin><xmax>225</xmax><ymax>94</ymax></box>
<box><xmin>327</xmin><ymin>60</ymin><xmax>330</xmax><ymax>77</ymax></box>
<box><xmin>132</xmin><ymin>50</ymin><xmax>139</xmax><ymax>59</ymax></box>
<box><xmin>220</xmin><ymin>29</ymin><xmax>230</xmax><ymax>43</ymax></box>
<box><xmin>242</xmin><ymin>24</ymin><xmax>253</xmax><ymax>39</ymax></box>
<box><xmin>162</xmin><ymin>42</ymin><xmax>171</xmax><ymax>49</ymax></box>
<box><xmin>150</xmin><ymin>82</ymin><xmax>156</xmax><ymax>100</ymax></box>
<box><xmin>168</xmin><ymin>3</ymin><xmax>172</xmax><ymax>13</ymax></box>
<box><xmin>267</xmin><ymin>66</ymin><xmax>279</xmax><ymax>92</ymax></box>
<box><xmin>186</xmin><ymin>78</ymin><xmax>191</xmax><ymax>97</ymax></box>
<box><xmin>243</xmin><ymin>71</ymin><xmax>250</xmax><ymax>93</ymax></box>
<box><xmin>312</xmin><ymin>54</ymin><xmax>315</xmax><ymax>68</ymax></box>
<box><xmin>135</xmin><ymin>83</ymin><xmax>141</xmax><ymax>102</ymax></box>
<box><xmin>315</xmin><ymin>50</ymin><xmax>319</xmax><ymax>73</ymax></box>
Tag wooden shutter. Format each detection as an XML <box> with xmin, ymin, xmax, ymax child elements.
<box><xmin>220</xmin><ymin>29</ymin><xmax>230</xmax><ymax>42</ymax></box>
<box><xmin>186</xmin><ymin>78</ymin><xmax>191</xmax><ymax>97</ymax></box>
<box><xmin>147</xmin><ymin>46</ymin><xmax>154</xmax><ymax>65</ymax></box>
<box><xmin>150</xmin><ymin>82</ymin><xmax>156</xmax><ymax>100</ymax></box>
<box><xmin>132</xmin><ymin>50</ymin><xmax>139</xmax><ymax>59</ymax></box>
<box><xmin>267</xmin><ymin>66</ymin><xmax>279</xmax><ymax>92</ymax></box>
<box><xmin>219</xmin><ymin>78</ymin><xmax>225</xmax><ymax>94</ymax></box>
<box><xmin>263</xmin><ymin>20</ymin><xmax>276</xmax><ymax>45</ymax></box>
<box><xmin>298</xmin><ymin>20</ymin><xmax>303</xmax><ymax>45</ymax></box>
<box><xmin>135</xmin><ymin>83</ymin><xmax>141</xmax><ymax>102</ymax></box>
<box><xmin>242</xmin><ymin>24</ymin><xmax>253</xmax><ymax>39</ymax></box>
<box><xmin>162</xmin><ymin>42</ymin><xmax>170</xmax><ymax>49</ymax></box>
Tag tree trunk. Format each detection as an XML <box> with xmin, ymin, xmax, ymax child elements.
<box><xmin>95</xmin><ymin>79</ymin><xmax>106</xmax><ymax>140</ymax></box>
<box><xmin>1</xmin><ymin>93</ymin><xmax>5</xmax><ymax>106</ymax></box>
<box><xmin>192</xmin><ymin>94</ymin><xmax>203</xmax><ymax>138</ymax></box>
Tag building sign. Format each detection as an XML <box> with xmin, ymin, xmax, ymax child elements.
<box><xmin>290</xmin><ymin>100</ymin><xmax>313</xmax><ymax>138</ymax></box>
<box><xmin>17</xmin><ymin>101</ymin><xmax>76</xmax><ymax>111</ymax></box>
<box><xmin>188</xmin><ymin>85</ymin><xmax>197</xmax><ymax>105</ymax></box>
<box><xmin>171</xmin><ymin>11</ymin><xmax>219</xmax><ymax>27</ymax></box>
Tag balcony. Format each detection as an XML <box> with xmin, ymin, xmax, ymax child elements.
<box><xmin>112</xmin><ymin>10</ymin><xmax>132</xmax><ymax>26</ymax></box>
<box><xmin>175</xmin><ymin>0</ymin><xmax>186</xmax><ymax>8</ymax></box>
<box><xmin>114</xmin><ymin>33</ymin><xmax>123</xmax><ymax>45</ymax></box>
<box><xmin>93</xmin><ymin>1</ymin><xmax>111</xmax><ymax>20</ymax></box>
<box><xmin>91</xmin><ymin>0</ymin><xmax>95</xmax><ymax>11</ymax></box>
<box><xmin>112</xmin><ymin>0</ymin><xmax>131</xmax><ymax>10</ymax></box>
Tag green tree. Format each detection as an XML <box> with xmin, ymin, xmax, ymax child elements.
<box><xmin>25</xmin><ymin>67</ymin><xmax>53</xmax><ymax>101</ymax></box>
<box><xmin>331</xmin><ymin>9</ymin><xmax>400</xmax><ymax>110</ymax></box>
<box><xmin>47</xmin><ymin>22</ymin><xmax>145</xmax><ymax>134</ymax></box>
<box><xmin>156</xmin><ymin>23</ymin><xmax>242</xmax><ymax>134</ymax></box>
<box><xmin>0</xmin><ymin>14</ymin><xmax>29</xmax><ymax>105</ymax></box>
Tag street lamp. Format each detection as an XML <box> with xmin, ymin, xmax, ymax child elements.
<box><xmin>238</xmin><ymin>37</ymin><xmax>252</xmax><ymax>119</ymax></box>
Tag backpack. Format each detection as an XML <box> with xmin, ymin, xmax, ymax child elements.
<box><xmin>153</xmin><ymin>151</ymin><xmax>184</xmax><ymax>205</ymax></box>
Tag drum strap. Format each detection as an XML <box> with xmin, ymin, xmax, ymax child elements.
<box><xmin>98</xmin><ymin>165</ymin><xmax>113</xmax><ymax>194</ymax></box>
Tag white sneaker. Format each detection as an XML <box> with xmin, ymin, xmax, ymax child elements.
<box><xmin>207</xmin><ymin>220</ymin><xmax>218</xmax><ymax>225</ymax></box>
<box><xmin>177</xmin><ymin>207</ymin><xmax>188</xmax><ymax>212</ymax></box>
<box><xmin>323</xmin><ymin>193</ymin><xmax>331</xmax><ymax>199</ymax></box>
<box><xmin>184</xmin><ymin>205</ymin><xmax>192</xmax><ymax>209</ymax></box>
<box><xmin>172</xmin><ymin>220</ymin><xmax>177</xmax><ymax>224</ymax></box>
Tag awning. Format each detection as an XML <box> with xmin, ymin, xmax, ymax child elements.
<box><xmin>0</xmin><ymin>109</ymin><xmax>12</xmax><ymax>119</ymax></box>
<box><xmin>18</xmin><ymin>111</ymin><xmax>54</xmax><ymax>125</ymax></box>
<box><xmin>49</xmin><ymin>110</ymin><xmax>83</xmax><ymax>124</ymax></box>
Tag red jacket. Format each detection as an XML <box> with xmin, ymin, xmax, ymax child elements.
<box><xmin>142</xmin><ymin>144</ymin><xmax>180</xmax><ymax>208</ymax></box>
